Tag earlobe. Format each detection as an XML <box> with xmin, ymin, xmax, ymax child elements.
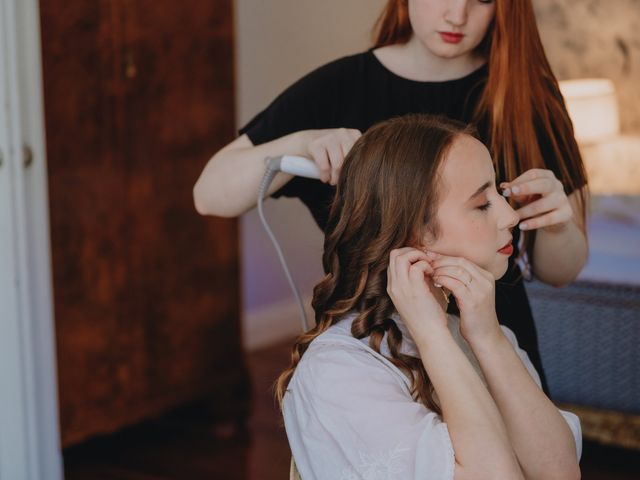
<box><xmin>419</xmin><ymin>229</ymin><xmax>436</xmax><ymax>250</ymax></box>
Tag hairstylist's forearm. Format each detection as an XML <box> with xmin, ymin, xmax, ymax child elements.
<box><xmin>193</xmin><ymin>132</ymin><xmax>308</xmax><ymax>217</ymax></box>
<box><xmin>532</xmin><ymin>217</ymin><xmax>587</xmax><ymax>286</ymax></box>
<box><xmin>532</xmin><ymin>189</ymin><xmax>588</xmax><ymax>287</ymax></box>
<box><xmin>469</xmin><ymin>332</ymin><xmax>581</xmax><ymax>480</ymax></box>
<box><xmin>416</xmin><ymin>327</ymin><xmax>524</xmax><ymax>479</ymax></box>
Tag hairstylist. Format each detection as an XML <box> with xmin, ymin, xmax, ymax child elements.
<box><xmin>193</xmin><ymin>0</ymin><xmax>589</xmax><ymax>393</ymax></box>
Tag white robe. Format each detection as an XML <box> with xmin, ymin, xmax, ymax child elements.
<box><xmin>283</xmin><ymin>312</ymin><xmax>582</xmax><ymax>480</ymax></box>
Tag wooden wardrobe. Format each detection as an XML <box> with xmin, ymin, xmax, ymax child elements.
<box><xmin>39</xmin><ymin>0</ymin><xmax>249</xmax><ymax>447</ymax></box>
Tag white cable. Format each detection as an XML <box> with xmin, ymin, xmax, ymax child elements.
<box><xmin>257</xmin><ymin>164</ymin><xmax>310</xmax><ymax>332</ymax></box>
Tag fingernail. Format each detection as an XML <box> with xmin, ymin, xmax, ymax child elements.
<box><xmin>511</xmin><ymin>185</ymin><xmax>520</xmax><ymax>195</ymax></box>
<box><xmin>502</xmin><ymin>188</ymin><xmax>511</xmax><ymax>197</ymax></box>
<box><xmin>433</xmin><ymin>282</ymin><xmax>442</xmax><ymax>288</ymax></box>
<box><xmin>425</xmin><ymin>251</ymin><xmax>438</xmax><ymax>259</ymax></box>
<box><xmin>519</xmin><ymin>222</ymin><xmax>529</xmax><ymax>230</ymax></box>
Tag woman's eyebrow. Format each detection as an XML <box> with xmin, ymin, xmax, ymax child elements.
<box><xmin>467</xmin><ymin>180</ymin><xmax>492</xmax><ymax>202</ymax></box>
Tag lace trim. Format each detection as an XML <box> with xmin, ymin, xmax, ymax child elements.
<box><xmin>339</xmin><ymin>442</ymin><xmax>411</xmax><ymax>480</ymax></box>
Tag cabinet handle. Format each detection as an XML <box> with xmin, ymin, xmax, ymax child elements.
<box><xmin>124</xmin><ymin>51</ymin><xmax>137</xmax><ymax>79</ymax></box>
<box><xmin>23</xmin><ymin>144</ymin><xmax>33</xmax><ymax>168</ymax></box>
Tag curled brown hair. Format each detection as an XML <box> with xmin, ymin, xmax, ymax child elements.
<box><xmin>275</xmin><ymin>115</ymin><xmax>477</xmax><ymax>413</ymax></box>
<box><xmin>372</xmin><ymin>0</ymin><xmax>588</xmax><ymax>264</ymax></box>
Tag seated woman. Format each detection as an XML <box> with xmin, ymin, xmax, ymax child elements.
<box><xmin>275</xmin><ymin>114</ymin><xmax>582</xmax><ymax>480</ymax></box>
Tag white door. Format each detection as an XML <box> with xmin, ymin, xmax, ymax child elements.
<box><xmin>0</xmin><ymin>0</ymin><xmax>62</xmax><ymax>478</ymax></box>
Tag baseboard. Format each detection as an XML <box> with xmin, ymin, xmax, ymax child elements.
<box><xmin>242</xmin><ymin>295</ymin><xmax>314</xmax><ymax>351</ymax></box>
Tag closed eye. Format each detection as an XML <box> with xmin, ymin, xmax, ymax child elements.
<box><xmin>477</xmin><ymin>201</ymin><xmax>492</xmax><ymax>211</ymax></box>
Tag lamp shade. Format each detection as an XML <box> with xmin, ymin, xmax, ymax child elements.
<box><xmin>559</xmin><ymin>79</ymin><xmax>620</xmax><ymax>145</ymax></box>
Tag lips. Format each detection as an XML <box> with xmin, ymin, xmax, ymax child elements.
<box><xmin>498</xmin><ymin>241</ymin><xmax>513</xmax><ymax>256</ymax></box>
<box><xmin>439</xmin><ymin>32</ymin><xmax>464</xmax><ymax>44</ymax></box>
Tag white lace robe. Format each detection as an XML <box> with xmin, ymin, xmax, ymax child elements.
<box><xmin>283</xmin><ymin>313</ymin><xmax>582</xmax><ymax>480</ymax></box>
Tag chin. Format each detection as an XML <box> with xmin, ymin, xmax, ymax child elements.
<box><xmin>434</xmin><ymin>41</ymin><xmax>476</xmax><ymax>56</ymax></box>
<box><xmin>490</xmin><ymin>259</ymin><xmax>510</xmax><ymax>279</ymax></box>
<box><xmin>430</xmin><ymin>45</ymin><xmax>467</xmax><ymax>59</ymax></box>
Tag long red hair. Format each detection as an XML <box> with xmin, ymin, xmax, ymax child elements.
<box><xmin>373</xmin><ymin>0</ymin><xmax>588</xmax><ymax>261</ymax></box>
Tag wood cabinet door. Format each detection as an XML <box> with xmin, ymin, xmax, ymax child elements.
<box><xmin>39</xmin><ymin>0</ymin><xmax>248</xmax><ymax>447</ymax></box>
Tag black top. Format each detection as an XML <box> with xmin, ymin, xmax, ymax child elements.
<box><xmin>241</xmin><ymin>49</ymin><xmax>570</xmax><ymax>394</ymax></box>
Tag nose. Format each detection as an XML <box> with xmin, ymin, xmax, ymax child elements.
<box><xmin>498</xmin><ymin>195</ymin><xmax>520</xmax><ymax>230</ymax></box>
<box><xmin>444</xmin><ymin>0</ymin><xmax>469</xmax><ymax>27</ymax></box>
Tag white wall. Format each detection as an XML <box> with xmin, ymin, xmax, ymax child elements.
<box><xmin>234</xmin><ymin>0</ymin><xmax>386</xmax><ymax>349</ymax></box>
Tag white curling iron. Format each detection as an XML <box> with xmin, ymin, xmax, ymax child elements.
<box><xmin>265</xmin><ymin>155</ymin><xmax>322</xmax><ymax>179</ymax></box>
<box><xmin>257</xmin><ymin>156</ymin><xmax>322</xmax><ymax>332</ymax></box>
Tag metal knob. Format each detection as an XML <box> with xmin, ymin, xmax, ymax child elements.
<box><xmin>23</xmin><ymin>144</ymin><xmax>33</xmax><ymax>168</ymax></box>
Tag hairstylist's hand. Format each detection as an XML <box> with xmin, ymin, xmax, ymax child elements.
<box><xmin>500</xmin><ymin>168</ymin><xmax>573</xmax><ymax>233</ymax></box>
<box><xmin>386</xmin><ymin>248</ymin><xmax>449</xmax><ymax>342</ymax></box>
<box><xmin>427</xmin><ymin>252</ymin><xmax>502</xmax><ymax>346</ymax></box>
<box><xmin>305</xmin><ymin>128</ymin><xmax>361</xmax><ymax>185</ymax></box>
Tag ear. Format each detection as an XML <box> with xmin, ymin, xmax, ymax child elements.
<box><xmin>418</xmin><ymin>228</ymin><xmax>436</xmax><ymax>251</ymax></box>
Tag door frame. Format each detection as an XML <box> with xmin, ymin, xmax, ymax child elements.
<box><xmin>0</xmin><ymin>0</ymin><xmax>62</xmax><ymax>478</ymax></box>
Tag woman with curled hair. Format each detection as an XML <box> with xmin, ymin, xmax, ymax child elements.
<box><xmin>276</xmin><ymin>114</ymin><xmax>581</xmax><ymax>480</ymax></box>
<box><xmin>194</xmin><ymin>0</ymin><xmax>589</xmax><ymax>396</ymax></box>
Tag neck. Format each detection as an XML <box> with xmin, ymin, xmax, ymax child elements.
<box><xmin>428</xmin><ymin>281</ymin><xmax>451</xmax><ymax>312</ymax></box>
<box><xmin>375</xmin><ymin>36</ymin><xmax>485</xmax><ymax>82</ymax></box>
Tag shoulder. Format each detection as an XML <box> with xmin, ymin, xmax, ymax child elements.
<box><xmin>239</xmin><ymin>51</ymin><xmax>370</xmax><ymax>141</ymax></box>
<box><xmin>262</xmin><ymin>51</ymin><xmax>369</xmax><ymax>115</ymax></box>
<box><xmin>302</xmin><ymin>51</ymin><xmax>370</xmax><ymax>80</ymax></box>
<box><xmin>289</xmin><ymin>333</ymin><xmax>413</xmax><ymax>400</ymax></box>
<box><xmin>298</xmin><ymin>336</ymin><xmax>391</xmax><ymax>384</ymax></box>
<box><xmin>280</xmin><ymin>51</ymin><xmax>370</xmax><ymax>99</ymax></box>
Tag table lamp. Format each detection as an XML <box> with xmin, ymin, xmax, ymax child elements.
<box><xmin>559</xmin><ymin>78</ymin><xmax>640</xmax><ymax>196</ymax></box>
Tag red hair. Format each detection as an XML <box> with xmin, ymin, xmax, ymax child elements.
<box><xmin>373</xmin><ymin>0</ymin><xmax>412</xmax><ymax>47</ymax></box>
<box><xmin>373</xmin><ymin>0</ymin><xmax>588</xmax><ymax>261</ymax></box>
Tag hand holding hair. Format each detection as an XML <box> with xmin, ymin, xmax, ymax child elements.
<box><xmin>500</xmin><ymin>168</ymin><xmax>573</xmax><ymax>233</ymax></box>
<box><xmin>305</xmin><ymin>128</ymin><xmax>361</xmax><ymax>185</ymax></box>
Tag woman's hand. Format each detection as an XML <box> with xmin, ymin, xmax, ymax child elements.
<box><xmin>427</xmin><ymin>252</ymin><xmax>502</xmax><ymax>345</ymax></box>
<box><xmin>386</xmin><ymin>248</ymin><xmax>449</xmax><ymax>340</ymax></box>
<box><xmin>500</xmin><ymin>168</ymin><xmax>573</xmax><ymax>233</ymax></box>
<box><xmin>305</xmin><ymin>128</ymin><xmax>361</xmax><ymax>185</ymax></box>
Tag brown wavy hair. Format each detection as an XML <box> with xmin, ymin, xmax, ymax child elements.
<box><xmin>275</xmin><ymin>115</ymin><xmax>478</xmax><ymax>414</ymax></box>
<box><xmin>372</xmin><ymin>0</ymin><xmax>588</xmax><ymax>264</ymax></box>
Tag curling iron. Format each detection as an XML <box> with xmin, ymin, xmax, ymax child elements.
<box><xmin>257</xmin><ymin>156</ymin><xmax>321</xmax><ymax>332</ymax></box>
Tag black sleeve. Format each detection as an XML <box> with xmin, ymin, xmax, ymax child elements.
<box><xmin>240</xmin><ymin>57</ymin><xmax>353</xmax><ymax>145</ymax></box>
<box><xmin>238</xmin><ymin>58</ymin><xmax>351</xmax><ymax>198</ymax></box>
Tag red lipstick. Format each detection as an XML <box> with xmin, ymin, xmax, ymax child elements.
<box><xmin>498</xmin><ymin>241</ymin><xmax>513</xmax><ymax>256</ymax></box>
<box><xmin>439</xmin><ymin>32</ymin><xmax>464</xmax><ymax>44</ymax></box>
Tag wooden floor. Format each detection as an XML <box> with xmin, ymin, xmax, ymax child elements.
<box><xmin>64</xmin><ymin>339</ymin><xmax>640</xmax><ymax>479</ymax></box>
